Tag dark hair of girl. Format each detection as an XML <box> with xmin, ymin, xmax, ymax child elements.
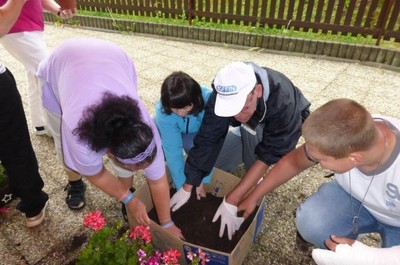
<box><xmin>73</xmin><ymin>92</ymin><xmax>156</xmax><ymax>165</ymax></box>
<box><xmin>160</xmin><ymin>71</ymin><xmax>205</xmax><ymax>115</ymax></box>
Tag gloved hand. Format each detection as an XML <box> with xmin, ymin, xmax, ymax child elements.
<box><xmin>169</xmin><ymin>187</ymin><xmax>191</xmax><ymax>212</ymax></box>
<box><xmin>212</xmin><ymin>197</ymin><xmax>244</xmax><ymax>240</ymax></box>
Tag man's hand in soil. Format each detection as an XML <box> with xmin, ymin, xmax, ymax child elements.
<box><xmin>212</xmin><ymin>197</ymin><xmax>244</xmax><ymax>240</ymax></box>
<box><xmin>169</xmin><ymin>185</ymin><xmax>191</xmax><ymax>212</ymax></box>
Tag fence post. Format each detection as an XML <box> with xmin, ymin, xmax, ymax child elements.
<box><xmin>187</xmin><ymin>0</ymin><xmax>195</xmax><ymax>26</ymax></box>
<box><xmin>375</xmin><ymin>0</ymin><xmax>394</xmax><ymax>46</ymax></box>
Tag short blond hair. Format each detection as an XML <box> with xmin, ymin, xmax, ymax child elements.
<box><xmin>302</xmin><ymin>98</ymin><xmax>378</xmax><ymax>158</ymax></box>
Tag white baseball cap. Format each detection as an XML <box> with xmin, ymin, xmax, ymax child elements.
<box><xmin>213</xmin><ymin>62</ymin><xmax>257</xmax><ymax>117</ymax></box>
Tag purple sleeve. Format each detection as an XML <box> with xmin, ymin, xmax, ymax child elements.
<box><xmin>141</xmin><ymin>105</ymin><xmax>166</xmax><ymax>180</ymax></box>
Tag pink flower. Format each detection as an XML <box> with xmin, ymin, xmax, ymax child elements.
<box><xmin>83</xmin><ymin>210</ymin><xmax>106</xmax><ymax>231</ymax></box>
<box><xmin>186</xmin><ymin>250</ymin><xmax>196</xmax><ymax>261</ymax></box>
<box><xmin>0</xmin><ymin>207</ymin><xmax>9</xmax><ymax>214</ymax></box>
<box><xmin>129</xmin><ymin>225</ymin><xmax>152</xmax><ymax>244</ymax></box>
<box><xmin>146</xmin><ymin>256</ymin><xmax>161</xmax><ymax>265</ymax></box>
<box><xmin>186</xmin><ymin>248</ymin><xmax>210</xmax><ymax>265</ymax></box>
<box><xmin>152</xmin><ymin>250</ymin><xmax>162</xmax><ymax>260</ymax></box>
<box><xmin>162</xmin><ymin>249</ymin><xmax>181</xmax><ymax>265</ymax></box>
<box><xmin>198</xmin><ymin>248</ymin><xmax>210</xmax><ymax>264</ymax></box>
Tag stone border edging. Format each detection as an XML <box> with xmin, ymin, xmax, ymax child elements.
<box><xmin>45</xmin><ymin>14</ymin><xmax>400</xmax><ymax>70</ymax></box>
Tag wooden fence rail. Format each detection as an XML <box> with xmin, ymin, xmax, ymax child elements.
<box><xmin>74</xmin><ymin>0</ymin><xmax>399</xmax><ymax>45</ymax></box>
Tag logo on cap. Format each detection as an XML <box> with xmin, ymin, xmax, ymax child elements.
<box><xmin>215</xmin><ymin>85</ymin><xmax>238</xmax><ymax>95</ymax></box>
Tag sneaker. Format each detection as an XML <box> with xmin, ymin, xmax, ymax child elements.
<box><xmin>64</xmin><ymin>182</ymin><xmax>86</xmax><ymax>210</ymax></box>
<box><xmin>26</xmin><ymin>200</ymin><xmax>48</xmax><ymax>228</ymax></box>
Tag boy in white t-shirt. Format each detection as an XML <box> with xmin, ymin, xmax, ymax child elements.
<box><xmin>214</xmin><ymin>98</ymin><xmax>400</xmax><ymax>256</ymax></box>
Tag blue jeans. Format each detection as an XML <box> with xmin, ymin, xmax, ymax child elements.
<box><xmin>296</xmin><ymin>180</ymin><xmax>400</xmax><ymax>248</ymax></box>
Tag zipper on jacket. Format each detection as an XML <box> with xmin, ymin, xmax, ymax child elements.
<box><xmin>183</xmin><ymin>117</ymin><xmax>189</xmax><ymax>134</ymax></box>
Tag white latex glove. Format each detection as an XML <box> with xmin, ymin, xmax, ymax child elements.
<box><xmin>312</xmin><ymin>241</ymin><xmax>400</xmax><ymax>265</ymax></box>
<box><xmin>169</xmin><ymin>187</ymin><xmax>191</xmax><ymax>212</ymax></box>
<box><xmin>212</xmin><ymin>197</ymin><xmax>245</xmax><ymax>240</ymax></box>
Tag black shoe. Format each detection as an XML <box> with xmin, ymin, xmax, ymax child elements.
<box><xmin>64</xmin><ymin>182</ymin><xmax>86</xmax><ymax>210</ymax></box>
<box><xmin>35</xmin><ymin>126</ymin><xmax>51</xmax><ymax>136</ymax></box>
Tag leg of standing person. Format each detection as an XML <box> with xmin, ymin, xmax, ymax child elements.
<box><xmin>0</xmin><ymin>31</ymin><xmax>48</xmax><ymax>135</ymax></box>
<box><xmin>44</xmin><ymin>109</ymin><xmax>86</xmax><ymax>210</ymax></box>
<box><xmin>0</xmin><ymin>67</ymin><xmax>48</xmax><ymax>227</ymax></box>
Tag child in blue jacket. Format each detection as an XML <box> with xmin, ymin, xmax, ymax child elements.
<box><xmin>154</xmin><ymin>71</ymin><xmax>212</xmax><ymax>201</ymax></box>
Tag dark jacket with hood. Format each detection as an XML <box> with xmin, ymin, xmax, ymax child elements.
<box><xmin>184</xmin><ymin>62</ymin><xmax>311</xmax><ymax>186</ymax></box>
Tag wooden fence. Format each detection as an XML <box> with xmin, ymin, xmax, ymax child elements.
<box><xmin>75</xmin><ymin>0</ymin><xmax>399</xmax><ymax>45</ymax></box>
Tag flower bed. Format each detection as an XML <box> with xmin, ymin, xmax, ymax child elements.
<box><xmin>78</xmin><ymin>211</ymin><xmax>209</xmax><ymax>265</ymax></box>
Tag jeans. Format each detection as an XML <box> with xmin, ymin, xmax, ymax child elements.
<box><xmin>296</xmin><ymin>180</ymin><xmax>400</xmax><ymax>248</ymax></box>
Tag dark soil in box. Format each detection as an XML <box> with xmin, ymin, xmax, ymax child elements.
<box><xmin>149</xmin><ymin>190</ymin><xmax>258</xmax><ymax>253</ymax></box>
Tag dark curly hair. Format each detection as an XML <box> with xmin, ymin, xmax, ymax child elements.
<box><xmin>73</xmin><ymin>92</ymin><xmax>156</xmax><ymax>164</ymax></box>
<box><xmin>160</xmin><ymin>71</ymin><xmax>205</xmax><ymax>115</ymax></box>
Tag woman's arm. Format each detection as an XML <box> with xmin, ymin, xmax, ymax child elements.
<box><xmin>85</xmin><ymin>167</ymin><xmax>152</xmax><ymax>226</ymax></box>
<box><xmin>41</xmin><ymin>0</ymin><xmax>75</xmax><ymax>18</ymax></box>
<box><xmin>147</xmin><ymin>173</ymin><xmax>184</xmax><ymax>239</ymax></box>
<box><xmin>0</xmin><ymin>0</ymin><xmax>25</xmax><ymax>37</ymax></box>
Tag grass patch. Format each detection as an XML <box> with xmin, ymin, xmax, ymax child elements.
<box><xmin>74</xmin><ymin>9</ymin><xmax>399</xmax><ymax>49</ymax></box>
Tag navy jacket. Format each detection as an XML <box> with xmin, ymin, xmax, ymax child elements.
<box><xmin>184</xmin><ymin>62</ymin><xmax>311</xmax><ymax>186</ymax></box>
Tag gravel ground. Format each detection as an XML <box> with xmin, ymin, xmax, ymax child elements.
<box><xmin>0</xmin><ymin>23</ymin><xmax>398</xmax><ymax>265</ymax></box>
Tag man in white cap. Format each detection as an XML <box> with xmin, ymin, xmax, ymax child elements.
<box><xmin>170</xmin><ymin>62</ymin><xmax>310</xmax><ymax>236</ymax></box>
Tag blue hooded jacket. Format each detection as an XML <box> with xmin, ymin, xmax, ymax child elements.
<box><xmin>154</xmin><ymin>86</ymin><xmax>212</xmax><ymax>189</ymax></box>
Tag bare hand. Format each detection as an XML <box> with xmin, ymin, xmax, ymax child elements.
<box><xmin>196</xmin><ymin>183</ymin><xmax>207</xmax><ymax>200</ymax></box>
<box><xmin>59</xmin><ymin>9</ymin><xmax>76</xmax><ymax>19</ymax></box>
<box><xmin>237</xmin><ymin>197</ymin><xmax>257</xmax><ymax>219</ymax></box>
<box><xmin>126</xmin><ymin>198</ymin><xmax>151</xmax><ymax>226</ymax></box>
<box><xmin>325</xmin><ymin>235</ymin><xmax>355</xmax><ymax>251</ymax></box>
<box><xmin>165</xmin><ymin>223</ymin><xmax>185</xmax><ymax>240</ymax></box>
